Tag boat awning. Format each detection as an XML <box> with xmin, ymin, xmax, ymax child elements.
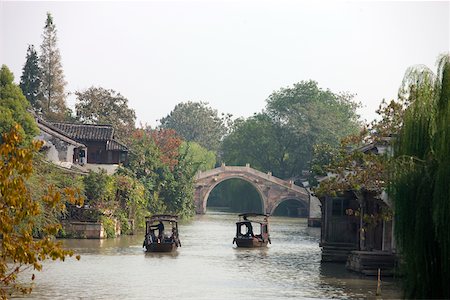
<box><xmin>145</xmin><ymin>214</ymin><xmax>178</xmax><ymax>222</ymax></box>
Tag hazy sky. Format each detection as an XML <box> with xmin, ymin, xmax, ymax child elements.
<box><xmin>1</xmin><ymin>1</ymin><xmax>449</xmax><ymax>126</ymax></box>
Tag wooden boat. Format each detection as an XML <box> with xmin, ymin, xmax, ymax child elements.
<box><xmin>233</xmin><ymin>213</ymin><xmax>271</xmax><ymax>248</ymax></box>
<box><xmin>143</xmin><ymin>215</ymin><xmax>181</xmax><ymax>252</ymax></box>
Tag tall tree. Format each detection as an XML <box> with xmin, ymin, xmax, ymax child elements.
<box><xmin>19</xmin><ymin>45</ymin><xmax>41</xmax><ymax>110</ymax></box>
<box><xmin>221</xmin><ymin>113</ymin><xmax>298</xmax><ymax>178</ymax></box>
<box><xmin>159</xmin><ymin>101</ymin><xmax>228</xmax><ymax>152</ymax></box>
<box><xmin>265</xmin><ymin>80</ymin><xmax>360</xmax><ymax>147</ymax></box>
<box><xmin>0</xmin><ymin>65</ymin><xmax>38</xmax><ymax>144</ymax></box>
<box><xmin>390</xmin><ymin>55</ymin><xmax>450</xmax><ymax>298</ymax></box>
<box><xmin>221</xmin><ymin>81</ymin><xmax>361</xmax><ymax>179</ymax></box>
<box><xmin>75</xmin><ymin>86</ymin><xmax>136</xmax><ymax>142</ymax></box>
<box><xmin>39</xmin><ymin>12</ymin><xmax>68</xmax><ymax>121</ymax></box>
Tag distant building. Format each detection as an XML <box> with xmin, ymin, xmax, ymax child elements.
<box><xmin>35</xmin><ymin>117</ymin><xmax>128</xmax><ymax>174</ymax></box>
<box><xmin>35</xmin><ymin>117</ymin><xmax>87</xmax><ymax>169</ymax></box>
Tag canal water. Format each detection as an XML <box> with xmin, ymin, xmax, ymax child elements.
<box><xmin>21</xmin><ymin>212</ymin><xmax>402</xmax><ymax>299</ymax></box>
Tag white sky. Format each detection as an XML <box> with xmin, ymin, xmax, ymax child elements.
<box><xmin>1</xmin><ymin>1</ymin><xmax>449</xmax><ymax>126</ymax></box>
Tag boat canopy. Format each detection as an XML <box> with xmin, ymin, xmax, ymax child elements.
<box><xmin>238</xmin><ymin>213</ymin><xmax>269</xmax><ymax>223</ymax></box>
<box><xmin>145</xmin><ymin>214</ymin><xmax>178</xmax><ymax>223</ymax></box>
<box><xmin>238</xmin><ymin>213</ymin><xmax>269</xmax><ymax>218</ymax></box>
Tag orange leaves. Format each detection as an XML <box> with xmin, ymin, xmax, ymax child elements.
<box><xmin>132</xmin><ymin>128</ymin><xmax>183</xmax><ymax>170</ymax></box>
<box><xmin>0</xmin><ymin>125</ymin><xmax>82</xmax><ymax>298</ymax></box>
<box><xmin>63</xmin><ymin>187</ymin><xmax>84</xmax><ymax>206</ymax></box>
<box><xmin>150</xmin><ymin>129</ymin><xmax>182</xmax><ymax>170</ymax></box>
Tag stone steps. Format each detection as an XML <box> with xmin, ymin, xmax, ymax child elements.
<box><xmin>321</xmin><ymin>243</ymin><xmax>357</xmax><ymax>262</ymax></box>
<box><xmin>346</xmin><ymin>250</ymin><xmax>398</xmax><ymax>276</ymax></box>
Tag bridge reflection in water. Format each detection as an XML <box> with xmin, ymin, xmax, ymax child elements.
<box><xmin>25</xmin><ymin>213</ymin><xmax>401</xmax><ymax>299</ymax></box>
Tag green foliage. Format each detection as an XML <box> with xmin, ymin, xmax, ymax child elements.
<box><xmin>20</xmin><ymin>45</ymin><xmax>41</xmax><ymax>110</ymax></box>
<box><xmin>221</xmin><ymin>81</ymin><xmax>360</xmax><ymax>179</ymax></box>
<box><xmin>308</xmin><ymin>144</ymin><xmax>341</xmax><ymax>186</ymax></box>
<box><xmin>99</xmin><ymin>216</ymin><xmax>117</xmax><ymax>238</ymax></box>
<box><xmin>38</xmin><ymin>12</ymin><xmax>69</xmax><ymax>122</ymax></box>
<box><xmin>390</xmin><ymin>54</ymin><xmax>450</xmax><ymax>298</ymax></box>
<box><xmin>159</xmin><ymin>101</ymin><xmax>228</xmax><ymax>151</ymax></box>
<box><xmin>0</xmin><ymin>65</ymin><xmax>38</xmax><ymax>145</ymax></box>
<box><xmin>83</xmin><ymin>170</ymin><xmax>115</xmax><ymax>207</ymax></box>
<box><xmin>81</xmin><ymin>170</ymin><xmax>149</xmax><ymax>236</ymax></box>
<box><xmin>266</xmin><ymin>80</ymin><xmax>361</xmax><ymax>146</ymax></box>
<box><xmin>127</xmin><ymin>129</ymin><xmax>162</xmax><ymax>192</ymax></box>
<box><xmin>75</xmin><ymin>86</ymin><xmax>136</xmax><ymax>143</ymax></box>
<box><xmin>179</xmin><ymin>141</ymin><xmax>216</xmax><ymax>172</ymax></box>
<box><xmin>113</xmin><ymin>173</ymin><xmax>147</xmax><ymax>232</ymax></box>
<box><xmin>221</xmin><ymin>113</ymin><xmax>290</xmax><ymax>177</ymax></box>
<box><xmin>126</xmin><ymin>129</ymin><xmax>197</xmax><ymax>218</ymax></box>
<box><xmin>26</xmin><ymin>155</ymin><xmax>85</xmax><ymax>235</ymax></box>
<box><xmin>158</xmin><ymin>149</ymin><xmax>196</xmax><ymax>219</ymax></box>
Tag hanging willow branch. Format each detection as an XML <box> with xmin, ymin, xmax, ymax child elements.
<box><xmin>390</xmin><ymin>54</ymin><xmax>450</xmax><ymax>299</ymax></box>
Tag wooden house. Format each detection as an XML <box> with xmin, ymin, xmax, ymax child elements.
<box><xmin>35</xmin><ymin>115</ymin><xmax>128</xmax><ymax>174</ymax></box>
<box><xmin>319</xmin><ymin>141</ymin><xmax>397</xmax><ymax>275</ymax></box>
<box><xmin>51</xmin><ymin>122</ymin><xmax>128</xmax><ymax>165</ymax></box>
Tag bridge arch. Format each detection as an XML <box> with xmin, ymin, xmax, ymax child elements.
<box><xmin>200</xmin><ymin>176</ymin><xmax>266</xmax><ymax>214</ymax></box>
<box><xmin>270</xmin><ymin>197</ymin><xmax>309</xmax><ymax>217</ymax></box>
<box><xmin>194</xmin><ymin>165</ymin><xmax>310</xmax><ymax>216</ymax></box>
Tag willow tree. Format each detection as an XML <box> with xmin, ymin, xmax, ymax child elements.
<box><xmin>390</xmin><ymin>55</ymin><xmax>450</xmax><ymax>298</ymax></box>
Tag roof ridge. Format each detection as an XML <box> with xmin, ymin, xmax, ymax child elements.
<box><xmin>51</xmin><ymin>122</ymin><xmax>115</xmax><ymax>142</ymax></box>
<box><xmin>35</xmin><ymin>116</ymin><xmax>83</xmax><ymax>143</ymax></box>
<box><xmin>52</xmin><ymin>122</ymin><xmax>114</xmax><ymax>128</ymax></box>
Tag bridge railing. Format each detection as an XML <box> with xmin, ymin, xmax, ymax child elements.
<box><xmin>195</xmin><ymin>165</ymin><xmax>308</xmax><ymax>195</ymax></box>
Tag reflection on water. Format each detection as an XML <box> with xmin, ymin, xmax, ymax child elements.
<box><xmin>19</xmin><ymin>212</ymin><xmax>401</xmax><ymax>299</ymax></box>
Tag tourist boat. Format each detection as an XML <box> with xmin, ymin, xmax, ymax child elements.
<box><xmin>233</xmin><ymin>213</ymin><xmax>271</xmax><ymax>248</ymax></box>
<box><xmin>143</xmin><ymin>214</ymin><xmax>181</xmax><ymax>252</ymax></box>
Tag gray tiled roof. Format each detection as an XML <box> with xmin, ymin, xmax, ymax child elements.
<box><xmin>36</xmin><ymin>118</ymin><xmax>86</xmax><ymax>148</ymax></box>
<box><xmin>52</xmin><ymin>123</ymin><xmax>114</xmax><ymax>141</ymax></box>
<box><xmin>106</xmin><ymin>139</ymin><xmax>128</xmax><ymax>151</ymax></box>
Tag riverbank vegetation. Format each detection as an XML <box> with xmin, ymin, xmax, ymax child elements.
<box><xmin>312</xmin><ymin>54</ymin><xmax>450</xmax><ymax>298</ymax></box>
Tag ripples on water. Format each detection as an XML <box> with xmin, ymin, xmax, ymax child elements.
<box><xmin>18</xmin><ymin>212</ymin><xmax>401</xmax><ymax>299</ymax></box>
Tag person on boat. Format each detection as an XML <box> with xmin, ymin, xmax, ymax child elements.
<box><xmin>171</xmin><ymin>227</ymin><xmax>177</xmax><ymax>239</ymax></box>
<box><xmin>143</xmin><ymin>229</ymin><xmax>157</xmax><ymax>246</ymax></box>
<box><xmin>149</xmin><ymin>229</ymin><xmax>156</xmax><ymax>243</ymax></box>
<box><xmin>155</xmin><ymin>221</ymin><xmax>164</xmax><ymax>239</ymax></box>
<box><xmin>243</xmin><ymin>216</ymin><xmax>254</xmax><ymax>237</ymax></box>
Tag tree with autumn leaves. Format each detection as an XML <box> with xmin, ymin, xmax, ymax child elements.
<box><xmin>0</xmin><ymin>125</ymin><xmax>83</xmax><ymax>298</ymax></box>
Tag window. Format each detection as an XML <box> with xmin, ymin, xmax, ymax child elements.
<box><xmin>331</xmin><ymin>198</ymin><xmax>349</xmax><ymax>216</ymax></box>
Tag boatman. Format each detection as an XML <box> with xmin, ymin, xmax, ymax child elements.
<box><xmin>154</xmin><ymin>221</ymin><xmax>164</xmax><ymax>238</ymax></box>
<box><xmin>243</xmin><ymin>216</ymin><xmax>254</xmax><ymax>237</ymax></box>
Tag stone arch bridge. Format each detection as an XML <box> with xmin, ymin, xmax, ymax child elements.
<box><xmin>194</xmin><ymin>164</ymin><xmax>320</xmax><ymax>220</ymax></box>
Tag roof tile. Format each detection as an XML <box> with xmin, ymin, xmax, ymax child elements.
<box><xmin>52</xmin><ymin>123</ymin><xmax>114</xmax><ymax>141</ymax></box>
